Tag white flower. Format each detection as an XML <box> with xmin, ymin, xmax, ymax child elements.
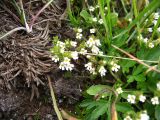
<box><xmin>91</xmin><ymin>45</ymin><xmax>100</xmax><ymax>54</ymax></box>
<box><xmin>104</xmin><ymin>7</ymin><xmax>108</xmax><ymax>10</ymax></box>
<box><xmin>89</xmin><ymin>67</ymin><xmax>96</xmax><ymax>74</ymax></box>
<box><xmin>116</xmin><ymin>87</ymin><xmax>123</xmax><ymax>94</ymax></box>
<box><xmin>85</xmin><ymin>62</ymin><xmax>96</xmax><ymax>74</ymax></box>
<box><xmin>99</xmin><ymin>66</ymin><xmax>107</xmax><ymax>76</ymax></box>
<box><xmin>60</xmin><ymin>47</ymin><xmax>65</xmax><ymax>53</ymax></box>
<box><xmin>98</xmin><ymin>19</ymin><xmax>103</xmax><ymax>24</ymax></box>
<box><xmin>51</xmin><ymin>55</ymin><xmax>59</xmax><ymax>63</ymax></box>
<box><xmin>90</xmin><ymin>28</ymin><xmax>96</xmax><ymax>33</ymax></box>
<box><xmin>157</xmin><ymin>81</ymin><xmax>160</xmax><ymax>90</ymax></box>
<box><xmin>127</xmin><ymin>94</ymin><xmax>136</xmax><ymax>104</ymax></box>
<box><xmin>139</xmin><ymin>95</ymin><xmax>146</xmax><ymax>102</ymax></box>
<box><xmin>95</xmin><ymin>5</ymin><xmax>99</xmax><ymax>8</ymax></box>
<box><xmin>77</xmin><ymin>28</ymin><xmax>82</xmax><ymax>33</ymax></box>
<box><xmin>71</xmin><ymin>51</ymin><xmax>78</xmax><ymax>60</ymax></box>
<box><xmin>157</xmin><ymin>27</ymin><xmax>160</xmax><ymax>32</ymax></box>
<box><xmin>95</xmin><ymin>39</ymin><xmax>101</xmax><ymax>46</ymax></box>
<box><xmin>70</xmin><ymin>41</ymin><xmax>77</xmax><ymax>47</ymax></box>
<box><xmin>59</xmin><ymin>57</ymin><xmax>74</xmax><ymax>71</ymax></box>
<box><xmin>111</xmin><ymin>63</ymin><xmax>120</xmax><ymax>72</ymax></box>
<box><xmin>143</xmin><ymin>38</ymin><xmax>148</xmax><ymax>43</ymax></box>
<box><xmin>89</xmin><ymin>6</ymin><xmax>95</xmax><ymax>12</ymax></box>
<box><xmin>153</xmin><ymin>20</ymin><xmax>158</xmax><ymax>25</ymax></box>
<box><xmin>154</xmin><ymin>12</ymin><xmax>159</xmax><ymax>20</ymax></box>
<box><xmin>128</xmin><ymin>18</ymin><xmax>132</xmax><ymax>22</ymax></box>
<box><xmin>80</xmin><ymin>48</ymin><xmax>87</xmax><ymax>55</ymax></box>
<box><xmin>92</xmin><ymin>17</ymin><xmax>97</xmax><ymax>22</ymax></box>
<box><xmin>148</xmin><ymin>42</ymin><xmax>154</xmax><ymax>48</ymax></box>
<box><xmin>85</xmin><ymin>62</ymin><xmax>93</xmax><ymax>71</ymax></box>
<box><xmin>57</xmin><ymin>41</ymin><xmax>65</xmax><ymax>48</ymax></box>
<box><xmin>86</xmin><ymin>55</ymin><xmax>91</xmax><ymax>58</ymax></box>
<box><xmin>137</xmin><ymin>34</ymin><xmax>143</xmax><ymax>40</ymax></box>
<box><xmin>151</xmin><ymin>96</ymin><xmax>159</xmax><ymax>105</ymax></box>
<box><xmin>124</xmin><ymin>115</ymin><xmax>132</xmax><ymax>120</ymax></box>
<box><xmin>76</xmin><ymin>33</ymin><xmax>82</xmax><ymax>39</ymax></box>
<box><xmin>140</xmin><ymin>112</ymin><xmax>150</xmax><ymax>120</ymax></box>
<box><xmin>86</xmin><ymin>37</ymin><xmax>95</xmax><ymax>47</ymax></box>
<box><xmin>148</xmin><ymin>28</ymin><xmax>152</xmax><ymax>32</ymax></box>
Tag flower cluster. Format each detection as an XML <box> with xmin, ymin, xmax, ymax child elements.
<box><xmin>126</xmin><ymin>94</ymin><xmax>159</xmax><ymax>105</ymax></box>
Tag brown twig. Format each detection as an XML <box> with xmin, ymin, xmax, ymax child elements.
<box><xmin>112</xmin><ymin>45</ymin><xmax>160</xmax><ymax>73</ymax></box>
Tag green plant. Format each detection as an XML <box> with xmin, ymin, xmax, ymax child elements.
<box><xmin>50</xmin><ymin>0</ymin><xmax>160</xmax><ymax>119</ymax></box>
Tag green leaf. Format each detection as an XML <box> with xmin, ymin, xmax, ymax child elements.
<box><xmin>155</xmin><ymin>105</ymin><xmax>160</xmax><ymax>120</ymax></box>
<box><xmin>110</xmin><ymin>12</ymin><xmax>118</xmax><ymax>26</ymax></box>
<box><xmin>133</xmin><ymin>65</ymin><xmax>144</xmax><ymax>75</ymax></box>
<box><xmin>134</xmin><ymin>74</ymin><xmax>146</xmax><ymax>82</ymax></box>
<box><xmin>116</xmin><ymin>102</ymin><xmax>133</xmax><ymax>113</ymax></box>
<box><xmin>127</xmin><ymin>75</ymin><xmax>135</xmax><ymax>83</ymax></box>
<box><xmin>80</xmin><ymin>10</ymin><xmax>92</xmax><ymax>23</ymax></box>
<box><xmin>86</xmin><ymin>85</ymin><xmax>110</xmax><ymax>96</ymax></box>
<box><xmin>90</xmin><ymin>104</ymin><xmax>108</xmax><ymax>120</ymax></box>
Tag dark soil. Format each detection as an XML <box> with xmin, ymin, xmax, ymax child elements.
<box><xmin>0</xmin><ymin>0</ymin><xmax>84</xmax><ymax>119</ymax></box>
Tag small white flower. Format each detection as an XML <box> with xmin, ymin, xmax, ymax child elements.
<box><xmin>140</xmin><ymin>112</ymin><xmax>150</xmax><ymax>120</ymax></box>
<box><xmin>90</xmin><ymin>28</ymin><xmax>96</xmax><ymax>33</ymax></box>
<box><xmin>98</xmin><ymin>19</ymin><xmax>103</xmax><ymax>24</ymax></box>
<box><xmin>92</xmin><ymin>17</ymin><xmax>97</xmax><ymax>22</ymax></box>
<box><xmin>116</xmin><ymin>87</ymin><xmax>123</xmax><ymax>94</ymax></box>
<box><xmin>104</xmin><ymin>7</ymin><xmax>108</xmax><ymax>10</ymax></box>
<box><xmin>124</xmin><ymin>115</ymin><xmax>132</xmax><ymax>120</ymax></box>
<box><xmin>91</xmin><ymin>45</ymin><xmax>100</xmax><ymax>54</ymax></box>
<box><xmin>70</xmin><ymin>41</ymin><xmax>77</xmax><ymax>47</ymax></box>
<box><xmin>59</xmin><ymin>57</ymin><xmax>74</xmax><ymax>71</ymax></box>
<box><xmin>148</xmin><ymin>42</ymin><xmax>154</xmax><ymax>48</ymax></box>
<box><xmin>157</xmin><ymin>27</ymin><xmax>160</xmax><ymax>32</ymax></box>
<box><xmin>151</xmin><ymin>96</ymin><xmax>159</xmax><ymax>105</ymax></box>
<box><xmin>148</xmin><ymin>28</ymin><xmax>152</xmax><ymax>32</ymax></box>
<box><xmin>111</xmin><ymin>63</ymin><xmax>120</xmax><ymax>72</ymax></box>
<box><xmin>157</xmin><ymin>81</ymin><xmax>160</xmax><ymax>90</ymax></box>
<box><xmin>80</xmin><ymin>48</ymin><xmax>87</xmax><ymax>55</ymax></box>
<box><xmin>95</xmin><ymin>39</ymin><xmax>101</xmax><ymax>46</ymax></box>
<box><xmin>153</xmin><ymin>20</ymin><xmax>158</xmax><ymax>25</ymax></box>
<box><xmin>139</xmin><ymin>95</ymin><xmax>146</xmax><ymax>102</ymax></box>
<box><xmin>71</xmin><ymin>51</ymin><xmax>78</xmax><ymax>60</ymax></box>
<box><xmin>143</xmin><ymin>38</ymin><xmax>148</xmax><ymax>43</ymax></box>
<box><xmin>127</xmin><ymin>94</ymin><xmax>136</xmax><ymax>104</ymax></box>
<box><xmin>137</xmin><ymin>34</ymin><xmax>143</xmax><ymax>40</ymax></box>
<box><xmin>76</xmin><ymin>33</ymin><xmax>82</xmax><ymax>39</ymax></box>
<box><xmin>86</xmin><ymin>55</ymin><xmax>91</xmax><ymax>58</ymax></box>
<box><xmin>60</xmin><ymin>48</ymin><xmax>65</xmax><ymax>53</ymax></box>
<box><xmin>99</xmin><ymin>66</ymin><xmax>107</xmax><ymax>76</ymax></box>
<box><xmin>86</xmin><ymin>37</ymin><xmax>95</xmax><ymax>47</ymax></box>
<box><xmin>51</xmin><ymin>55</ymin><xmax>59</xmax><ymax>63</ymax></box>
<box><xmin>128</xmin><ymin>18</ymin><xmax>132</xmax><ymax>22</ymax></box>
<box><xmin>95</xmin><ymin>5</ymin><xmax>99</xmax><ymax>8</ymax></box>
<box><xmin>77</xmin><ymin>28</ymin><xmax>82</xmax><ymax>33</ymax></box>
<box><xmin>89</xmin><ymin>67</ymin><xmax>96</xmax><ymax>74</ymax></box>
<box><xmin>85</xmin><ymin>62</ymin><xmax>93</xmax><ymax>71</ymax></box>
<box><xmin>57</xmin><ymin>41</ymin><xmax>65</xmax><ymax>48</ymax></box>
<box><xmin>89</xmin><ymin>6</ymin><xmax>95</xmax><ymax>12</ymax></box>
<box><xmin>154</xmin><ymin>12</ymin><xmax>159</xmax><ymax>20</ymax></box>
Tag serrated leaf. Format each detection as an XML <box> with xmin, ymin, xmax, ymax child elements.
<box><xmin>133</xmin><ymin>65</ymin><xmax>144</xmax><ymax>75</ymax></box>
<box><xmin>86</xmin><ymin>85</ymin><xmax>110</xmax><ymax>96</ymax></box>
<box><xmin>127</xmin><ymin>75</ymin><xmax>135</xmax><ymax>83</ymax></box>
<box><xmin>116</xmin><ymin>102</ymin><xmax>133</xmax><ymax>113</ymax></box>
<box><xmin>90</xmin><ymin>102</ymin><xmax>108</xmax><ymax>120</ymax></box>
<box><xmin>134</xmin><ymin>74</ymin><xmax>146</xmax><ymax>82</ymax></box>
<box><xmin>110</xmin><ymin>12</ymin><xmax>118</xmax><ymax>26</ymax></box>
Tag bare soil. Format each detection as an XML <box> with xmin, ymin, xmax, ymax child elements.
<box><xmin>0</xmin><ymin>1</ymin><xmax>84</xmax><ymax>119</ymax></box>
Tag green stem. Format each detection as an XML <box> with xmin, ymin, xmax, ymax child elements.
<box><xmin>47</xmin><ymin>75</ymin><xmax>63</xmax><ymax>120</ymax></box>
